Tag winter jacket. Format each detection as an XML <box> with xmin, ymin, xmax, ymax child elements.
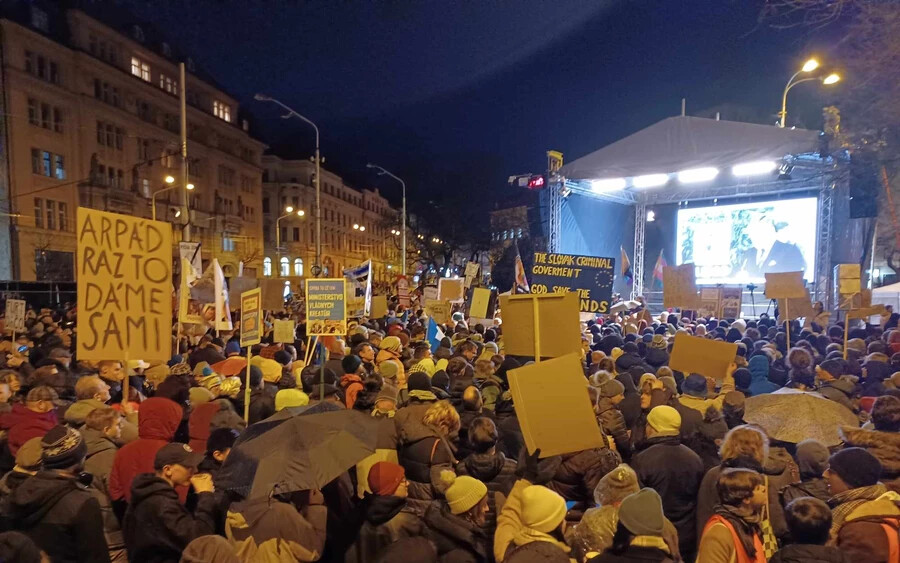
<box><xmin>644</xmin><ymin>347</ymin><xmax>669</xmax><ymax>369</ymax></box>
<box><xmin>344</xmin><ymin>494</ymin><xmax>424</xmax><ymax>563</ymax></box>
<box><xmin>225</xmin><ymin>496</ymin><xmax>327</xmax><ymax>563</ymax></box>
<box><xmin>376</xmin><ymin>350</ymin><xmax>406</xmax><ymax>386</ymax></box>
<box><xmin>0</xmin><ymin>468</ymin><xmax>31</xmax><ymax>505</ymax></box>
<box><xmin>424</xmin><ymin>499</ymin><xmax>492</xmax><ymax>563</ymax></box>
<box><xmin>457</xmin><ymin>409</ymin><xmax>495</xmax><ymax>461</ymax></box>
<box><xmin>780</xmin><ymin>477</ymin><xmax>830</xmax><ymax>506</ymax></box>
<box><xmin>109</xmin><ymin>397</ymin><xmax>183</xmax><ymax>503</ymax></box>
<box><xmin>547</xmin><ymin>448</ymin><xmax>622</xmax><ymax>505</ymax></box>
<box><xmin>834</xmin><ymin>491</ymin><xmax>900</xmax><ymax>563</ymax></box>
<box><xmin>631</xmin><ymin>435</ymin><xmax>704</xmax><ymax>558</ymax></box>
<box><xmin>505</xmin><ymin>540</ymin><xmax>574</xmax><ymax>562</ymax></box>
<box><xmin>839</xmin><ymin>426</ymin><xmax>900</xmax><ymax>491</ymax></box>
<box><xmin>394</xmin><ymin>397</ymin><xmax>437</xmax><ymax>441</ymax></box>
<box><xmin>596</xmin><ymin>398</ymin><xmax>631</xmax><ymax>458</ymax></box>
<box><xmin>768</xmin><ymin>544</ymin><xmax>851</xmax><ymax>563</ymax></box>
<box><xmin>247</xmin><ymin>388</ymin><xmax>276</xmax><ymax>425</ymax></box>
<box><xmin>677</xmin><ymin>373</ymin><xmax>735</xmax><ymax>417</ymax></box>
<box><xmin>567</xmin><ymin>505</ymin><xmax>681</xmax><ymax>562</ymax></box>
<box><xmin>340</xmin><ymin>374</ymin><xmax>364</xmax><ymax>410</ymax></box>
<box><xmin>123</xmin><ymin>473</ymin><xmax>217</xmax><ymax>563</ymax></box>
<box><xmin>697</xmin><ymin>512</ymin><xmax>765</xmax><ymax>563</ymax></box>
<box><xmin>65</xmin><ymin>398</ymin><xmax>139</xmax><ymax>443</ymax></box>
<box><xmin>82</xmin><ymin>426</ymin><xmax>124</xmax><ymax>557</ymax></box>
<box><xmin>356</xmin><ymin>413</ymin><xmax>400</xmax><ymax>498</ymax></box>
<box><xmin>748</xmin><ymin>356</ymin><xmax>779</xmax><ymax>396</ymax></box>
<box><xmin>397</xmin><ymin>419</ymin><xmax>455</xmax><ymax>511</ymax></box>
<box><xmin>817</xmin><ymin>379</ymin><xmax>856</xmax><ymax>412</ymax></box>
<box><xmin>8</xmin><ymin>470</ymin><xmax>110</xmax><ymax>563</ymax></box>
<box><xmin>187</xmin><ymin>402</ymin><xmax>222</xmax><ymax>453</ymax></box>
<box><xmin>615</xmin><ymin>373</ymin><xmax>642</xmax><ymax>430</ymax></box>
<box><xmin>0</xmin><ymin>404</ymin><xmax>57</xmax><ymax>455</ymax></box>
<box><xmin>188</xmin><ymin>345</ymin><xmax>226</xmax><ymax>369</ymax></box>
<box><xmin>456</xmin><ymin>450</ymin><xmax>517</xmax><ymax>527</ymax></box>
<box><xmin>494</xmin><ymin>479</ymin><xmax>574</xmax><ymax>562</ymax></box>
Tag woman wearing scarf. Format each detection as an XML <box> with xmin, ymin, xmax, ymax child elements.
<box><xmin>697</xmin><ymin>468</ymin><xmax>768</xmax><ymax>563</ymax></box>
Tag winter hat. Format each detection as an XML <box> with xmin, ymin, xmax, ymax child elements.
<box><xmin>378</xmin><ymin>361</ymin><xmax>399</xmax><ymax>381</ymax></box>
<box><xmin>733</xmin><ymin>368</ymin><xmax>752</xmax><ymax>392</ymax></box>
<box><xmin>15</xmin><ymin>437</ymin><xmax>43</xmax><ymax>471</ymax></box>
<box><xmin>341</xmin><ymin>355</ymin><xmax>363</xmax><ymax>375</ymax></box>
<box><xmin>407</xmin><ymin>372</ymin><xmax>432</xmax><ymax>392</ymax></box>
<box><xmin>610</xmin><ymin>347</ymin><xmax>624</xmax><ymax>362</ymax></box>
<box><xmin>275</xmin><ymin>389</ymin><xmax>310</xmax><ymax>411</ymax></box>
<box><xmin>594</xmin><ymin>464</ymin><xmax>639</xmax><ymax>505</ymax></box>
<box><xmin>598</xmin><ymin>377</ymin><xmax>625</xmax><ymax>398</ymax></box>
<box><xmin>224</xmin><ymin>341</ymin><xmax>241</xmax><ymax>356</ymax></box>
<box><xmin>649</xmin><ymin>334</ymin><xmax>667</xmax><ymax>349</ymax></box>
<box><xmin>180</xmin><ymin>535</ymin><xmax>240</xmax><ymax>563</ymax></box>
<box><xmin>189</xmin><ymin>386</ymin><xmax>215</xmax><ymax>405</ymax></box>
<box><xmin>431</xmin><ymin>371</ymin><xmax>451</xmax><ymax>392</ymax></box>
<box><xmin>380</xmin><ymin>336</ymin><xmax>402</xmax><ymax>354</ymax></box>
<box><xmin>618</xmin><ymin>488</ymin><xmax>665</xmax><ymax>536</ymax></box>
<box><xmin>440</xmin><ymin>471</ymin><xmax>487</xmax><ymax>515</ymax></box>
<box><xmin>827</xmin><ymin>447</ymin><xmax>882</xmax><ymax>489</ymax></box>
<box><xmin>682</xmin><ymin>373</ymin><xmax>708</xmax><ymax>398</ymax></box>
<box><xmin>409</xmin><ymin>359</ymin><xmax>437</xmax><ymax>377</ymax></box>
<box><xmin>795</xmin><ymin>439</ymin><xmax>830</xmax><ymax>478</ymax></box>
<box><xmin>846</xmin><ymin>338</ymin><xmax>867</xmax><ymax>355</ymax></box>
<box><xmin>170</xmin><ymin>362</ymin><xmax>192</xmax><ymax>377</ymax></box>
<box><xmin>658</xmin><ymin>376</ymin><xmax>677</xmax><ymax>396</ymax></box>
<box><xmin>193</xmin><ymin>361</ymin><xmax>211</xmax><ymax>378</ymax></box>
<box><xmin>521</xmin><ymin>485</ymin><xmax>567</xmax><ymax>533</ymax></box>
<box><xmin>0</xmin><ymin>531</ymin><xmax>43</xmax><ymax>563</ymax></box>
<box><xmin>818</xmin><ymin>358</ymin><xmax>846</xmax><ymax>379</ymax></box>
<box><xmin>40</xmin><ymin>426</ymin><xmax>87</xmax><ymax>470</ymax></box>
<box><xmin>368</xmin><ymin>461</ymin><xmax>406</xmax><ymax>496</ymax></box>
<box><xmin>647</xmin><ymin>405</ymin><xmax>681</xmax><ymax>436</ymax></box>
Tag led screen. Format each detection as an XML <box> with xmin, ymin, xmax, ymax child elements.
<box><xmin>676</xmin><ymin>198</ymin><xmax>817</xmax><ymax>285</ymax></box>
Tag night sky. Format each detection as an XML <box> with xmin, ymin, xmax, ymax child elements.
<box><xmin>125</xmin><ymin>0</ymin><xmax>841</xmax><ymax>216</ymax></box>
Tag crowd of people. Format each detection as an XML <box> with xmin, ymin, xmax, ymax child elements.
<box><xmin>0</xmin><ymin>301</ymin><xmax>899</xmax><ymax>563</ymax></box>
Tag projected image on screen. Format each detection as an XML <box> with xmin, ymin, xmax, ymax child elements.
<box><xmin>676</xmin><ymin>198</ymin><xmax>817</xmax><ymax>285</ymax></box>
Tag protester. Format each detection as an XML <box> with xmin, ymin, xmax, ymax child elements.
<box><xmin>838</xmin><ymin>394</ymin><xmax>900</xmax><ymax>492</ymax></box>
<box><xmin>456</xmin><ymin>416</ymin><xmax>517</xmax><ymax>526</ymax></box>
<box><xmin>588</xmin><ymin>488</ymin><xmax>676</xmax><ymax>563</ymax></box>
<box><xmin>397</xmin><ymin>400</ymin><xmax>458</xmax><ymax>511</ymax></box>
<box><xmin>566</xmin><ymin>463</ymin><xmax>640</xmax><ymax>560</ymax></box>
<box><xmin>697</xmin><ymin>468</ymin><xmax>768</xmax><ymax>563</ymax></box>
<box><xmin>0</xmin><ymin>386</ymin><xmax>60</xmax><ymax>456</ymax></box>
<box><xmin>769</xmin><ymin>497</ymin><xmax>850</xmax><ymax>563</ymax></box>
<box><xmin>82</xmin><ymin>407</ymin><xmax>127</xmax><ymax>562</ymax></box>
<box><xmin>424</xmin><ymin>471</ymin><xmax>491</xmax><ymax>562</ymax></box>
<box><xmin>780</xmin><ymin>439</ymin><xmax>831</xmax><ymax>505</ymax></box>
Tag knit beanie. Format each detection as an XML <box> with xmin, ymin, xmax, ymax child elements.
<box><xmin>611</xmin><ymin>347</ymin><xmax>624</xmax><ymax>362</ymax></box>
<box><xmin>378</xmin><ymin>361</ymin><xmax>399</xmax><ymax>381</ymax></box>
<box><xmin>598</xmin><ymin>377</ymin><xmax>625</xmax><ymax>398</ymax></box>
<box><xmin>40</xmin><ymin>426</ymin><xmax>87</xmax><ymax>470</ymax></box>
<box><xmin>368</xmin><ymin>461</ymin><xmax>406</xmax><ymax>496</ymax></box>
<box><xmin>617</xmin><ymin>488</ymin><xmax>665</xmax><ymax>536</ymax></box>
<box><xmin>682</xmin><ymin>373</ymin><xmax>708</xmax><ymax>398</ymax></box>
<box><xmin>658</xmin><ymin>376</ymin><xmax>677</xmax><ymax>396</ymax></box>
<box><xmin>440</xmin><ymin>471</ymin><xmax>487</xmax><ymax>515</ymax></box>
<box><xmin>15</xmin><ymin>437</ymin><xmax>43</xmax><ymax>471</ymax></box>
<box><xmin>169</xmin><ymin>362</ymin><xmax>192</xmax><ymax>377</ymax></box>
<box><xmin>408</xmin><ymin>372</ymin><xmax>432</xmax><ymax>392</ymax></box>
<box><xmin>380</xmin><ymin>336</ymin><xmax>402</xmax><ymax>354</ymax></box>
<box><xmin>341</xmin><ymin>355</ymin><xmax>363</xmax><ymax>375</ymax></box>
<box><xmin>189</xmin><ymin>386</ymin><xmax>215</xmax><ymax>405</ymax></box>
<box><xmin>275</xmin><ymin>389</ymin><xmax>309</xmax><ymax>411</ymax></box>
<box><xmin>647</xmin><ymin>405</ymin><xmax>681</xmax><ymax>436</ymax></box>
<box><xmin>193</xmin><ymin>361</ymin><xmax>210</xmax><ymax>378</ymax></box>
<box><xmin>795</xmin><ymin>439</ymin><xmax>830</xmax><ymax>479</ymax></box>
<box><xmin>431</xmin><ymin>371</ymin><xmax>451</xmax><ymax>392</ymax></box>
<box><xmin>828</xmin><ymin>447</ymin><xmax>882</xmax><ymax>489</ymax></box>
<box><xmin>520</xmin><ymin>485</ymin><xmax>567</xmax><ymax>533</ymax></box>
<box><xmin>594</xmin><ymin>464</ymin><xmax>639</xmax><ymax>505</ymax></box>
<box><xmin>225</xmin><ymin>341</ymin><xmax>241</xmax><ymax>356</ymax></box>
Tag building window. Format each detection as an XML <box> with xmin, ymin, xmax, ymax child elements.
<box><xmin>54</xmin><ymin>155</ymin><xmax>65</xmax><ymax>179</ymax></box>
<box><xmin>293</xmin><ymin>258</ymin><xmax>303</xmax><ymax>276</ymax></box>
<box><xmin>131</xmin><ymin>56</ymin><xmax>150</xmax><ymax>81</ymax></box>
<box><xmin>213</xmin><ymin>101</ymin><xmax>231</xmax><ymax>122</ymax></box>
<box><xmin>217</xmin><ymin>165</ymin><xmax>235</xmax><ymax>186</ymax></box>
<box><xmin>262</xmin><ymin>197</ymin><xmax>270</xmax><ymax>213</ymax></box>
<box><xmin>27</xmin><ymin>99</ymin><xmax>38</xmax><ymax>125</ymax></box>
<box><xmin>34</xmin><ymin>198</ymin><xmax>42</xmax><ymax>228</ymax></box>
<box><xmin>263</xmin><ymin>257</ymin><xmax>272</xmax><ymax>276</ymax></box>
<box><xmin>58</xmin><ymin>202</ymin><xmax>67</xmax><ymax>231</ymax></box>
<box><xmin>293</xmin><ymin>227</ymin><xmax>300</xmax><ymax>242</ymax></box>
<box><xmin>159</xmin><ymin>73</ymin><xmax>177</xmax><ymax>94</ymax></box>
<box><xmin>137</xmin><ymin>138</ymin><xmax>151</xmax><ymax>161</ymax></box>
<box><xmin>223</xmin><ymin>237</ymin><xmax>235</xmax><ymax>252</ymax></box>
<box><xmin>279</xmin><ymin>257</ymin><xmax>289</xmax><ymax>277</ymax></box>
<box><xmin>25</xmin><ymin>51</ymin><xmax>59</xmax><ymax>84</ymax></box>
<box><xmin>141</xmin><ymin>178</ymin><xmax>151</xmax><ymax>198</ymax></box>
<box><xmin>53</xmin><ymin>108</ymin><xmax>63</xmax><ymax>132</ymax></box>
<box><xmin>46</xmin><ymin>200</ymin><xmax>55</xmax><ymax>230</ymax></box>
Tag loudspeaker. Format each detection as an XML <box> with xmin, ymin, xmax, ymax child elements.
<box><xmin>849</xmin><ymin>156</ymin><xmax>879</xmax><ymax>219</ymax></box>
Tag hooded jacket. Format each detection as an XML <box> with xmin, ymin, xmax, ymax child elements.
<box><xmin>548</xmin><ymin>448</ymin><xmax>622</xmax><ymax>506</ymax></box>
<box><xmin>397</xmin><ymin>418</ymin><xmax>455</xmax><ymax>510</ymax></box>
<box><xmin>8</xmin><ymin>471</ymin><xmax>110</xmax><ymax>563</ymax></box>
<box><xmin>834</xmin><ymin>490</ymin><xmax>900</xmax><ymax>563</ymax></box>
<box><xmin>748</xmin><ymin>356</ymin><xmax>779</xmax><ymax>396</ymax></box>
<box><xmin>123</xmin><ymin>473</ymin><xmax>217</xmax><ymax>563</ymax></box>
<box><xmin>65</xmin><ymin>398</ymin><xmax>139</xmax><ymax>443</ymax></box>
<box><xmin>495</xmin><ymin>479</ymin><xmax>573</xmax><ymax>563</ymax></box>
<box><xmin>425</xmin><ymin>499</ymin><xmax>492</xmax><ymax>563</ymax></box>
<box><xmin>0</xmin><ymin>404</ymin><xmax>57</xmax><ymax>455</ymax></box>
<box><xmin>187</xmin><ymin>402</ymin><xmax>222</xmax><ymax>453</ymax></box>
<box><xmin>345</xmin><ymin>494</ymin><xmax>424</xmax><ymax>563</ymax></box>
<box><xmin>108</xmin><ymin>397</ymin><xmax>183</xmax><ymax>503</ymax></box>
<box><xmin>82</xmin><ymin>426</ymin><xmax>124</xmax><ymax>554</ymax></box>
<box><xmin>596</xmin><ymin>397</ymin><xmax>631</xmax><ymax>458</ymax></box>
<box><xmin>340</xmin><ymin>373</ymin><xmax>364</xmax><ymax>410</ymax></box>
<box><xmin>839</xmin><ymin>426</ymin><xmax>900</xmax><ymax>491</ymax></box>
<box><xmin>225</xmin><ymin>496</ymin><xmax>327</xmax><ymax>563</ymax></box>
<box><xmin>457</xmin><ymin>450</ymin><xmax>517</xmax><ymax>527</ymax></box>
<box><xmin>615</xmin><ymin>372</ymin><xmax>643</xmax><ymax>430</ymax></box>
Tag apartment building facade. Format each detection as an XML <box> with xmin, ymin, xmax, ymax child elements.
<box><xmin>0</xmin><ymin>2</ymin><xmax>265</xmax><ymax>280</ymax></box>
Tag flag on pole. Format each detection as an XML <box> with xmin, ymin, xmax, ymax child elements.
<box><xmin>426</xmin><ymin>317</ymin><xmax>445</xmax><ymax>354</ymax></box>
<box><xmin>513</xmin><ymin>241</ymin><xmax>530</xmax><ymax>294</ymax></box>
<box><xmin>212</xmin><ymin>259</ymin><xmax>233</xmax><ymax>330</ymax></box>
<box><xmin>620</xmin><ymin>246</ymin><xmax>633</xmax><ymax>285</ymax></box>
<box><xmin>652</xmin><ymin>249</ymin><xmax>667</xmax><ymax>287</ymax></box>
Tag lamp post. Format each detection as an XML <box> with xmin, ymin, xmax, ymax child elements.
<box><xmin>151</xmin><ymin>175</ymin><xmax>194</xmax><ymax>221</ymax></box>
<box><xmin>366</xmin><ymin>164</ymin><xmax>407</xmax><ymax>275</ymax></box>
<box><xmin>254</xmin><ymin>94</ymin><xmax>321</xmax><ymax>277</ymax></box>
<box><xmin>779</xmin><ymin>58</ymin><xmax>840</xmax><ymax>128</ymax></box>
<box><xmin>275</xmin><ymin>206</ymin><xmax>306</xmax><ymax>271</ymax></box>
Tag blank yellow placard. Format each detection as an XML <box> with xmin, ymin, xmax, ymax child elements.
<box><xmin>669</xmin><ymin>332</ymin><xmax>737</xmax><ymax>380</ymax></box>
<box><xmin>778</xmin><ymin>288</ymin><xmax>815</xmax><ymax>321</ymax></box>
<box><xmin>425</xmin><ymin>300</ymin><xmax>452</xmax><ymax>324</ymax></box>
<box><xmin>370</xmin><ymin>295</ymin><xmax>388</xmax><ymax>319</ymax></box>
<box><xmin>438</xmin><ymin>278</ymin><xmax>464</xmax><ymax>303</ymax></box>
<box><xmin>663</xmin><ymin>264</ymin><xmax>700</xmax><ymax>309</ymax></box>
<box><xmin>508</xmin><ymin>353</ymin><xmax>606</xmax><ymax>458</ymax></box>
<box><xmin>273</xmin><ymin>319</ymin><xmax>296</xmax><ymax>343</ymax></box>
<box><xmin>764</xmin><ymin>271</ymin><xmax>806</xmax><ymax>299</ymax></box>
<box><xmin>470</xmin><ymin>287</ymin><xmax>491</xmax><ymax>319</ymax></box>
<box><xmin>500</xmin><ymin>292</ymin><xmax>581</xmax><ymax>359</ymax></box>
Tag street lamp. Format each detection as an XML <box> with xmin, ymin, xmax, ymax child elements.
<box><xmin>275</xmin><ymin>207</ymin><xmax>306</xmax><ymax>258</ymax></box>
<box><xmin>152</xmin><ymin>181</ymin><xmax>194</xmax><ymax>221</ymax></box>
<box><xmin>779</xmin><ymin>58</ymin><xmax>840</xmax><ymax>128</ymax></box>
<box><xmin>255</xmin><ymin>93</ymin><xmax>322</xmax><ymax>277</ymax></box>
<box><xmin>366</xmin><ymin>163</ymin><xmax>407</xmax><ymax>275</ymax></box>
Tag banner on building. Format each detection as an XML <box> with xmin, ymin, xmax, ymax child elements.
<box><xmin>240</xmin><ymin>288</ymin><xmax>262</xmax><ymax>347</ymax></box>
<box><xmin>306</xmin><ymin>278</ymin><xmax>347</xmax><ymax>335</ymax></box>
<box><xmin>529</xmin><ymin>252</ymin><xmax>614</xmax><ymax>314</ymax></box>
<box><xmin>343</xmin><ymin>260</ymin><xmax>372</xmax><ymax>318</ymax></box>
<box><xmin>5</xmin><ymin>299</ymin><xmax>26</xmax><ymax>332</ymax></box>
<box><xmin>77</xmin><ymin>208</ymin><xmax>172</xmax><ymax>362</ymax></box>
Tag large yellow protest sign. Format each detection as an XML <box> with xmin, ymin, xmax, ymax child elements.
<box><xmin>77</xmin><ymin>208</ymin><xmax>172</xmax><ymax>362</ymax></box>
<box><xmin>469</xmin><ymin>287</ymin><xmax>492</xmax><ymax>319</ymax></box>
<box><xmin>663</xmin><ymin>264</ymin><xmax>700</xmax><ymax>309</ymax></box>
<box><xmin>500</xmin><ymin>292</ymin><xmax>581</xmax><ymax>359</ymax></box>
<box><xmin>764</xmin><ymin>271</ymin><xmax>806</xmax><ymax>299</ymax></box>
<box><xmin>370</xmin><ymin>295</ymin><xmax>388</xmax><ymax>319</ymax></box>
<box><xmin>669</xmin><ymin>332</ymin><xmax>737</xmax><ymax>380</ymax></box>
<box><xmin>508</xmin><ymin>353</ymin><xmax>606</xmax><ymax>457</ymax></box>
<box><xmin>425</xmin><ymin>299</ymin><xmax>452</xmax><ymax>324</ymax></box>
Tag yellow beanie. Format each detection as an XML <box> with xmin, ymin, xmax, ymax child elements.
<box><xmin>440</xmin><ymin>471</ymin><xmax>487</xmax><ymax>515</ymax></box>
<box><xmin>276</xmin><ymin>389</ymin><xmax>310</xmax><ymax>411</ymax></box>
<box><xmin>408</xmin><ymin>359</ymin><xmax>436</xmax><ymax>377</ymax></box>
<box><xmin>647</xmin><ymin>405</ymin><xmax>681</xmax><ymax>436</ymax></box>
<box><xmin>251</xmin><ymin>356</ymin><xmax>283</xmax><ymax>383</ymax></box>
<box><xmin>611</xmin><ymin>347</ymin><xmax>624</xmax><ymax>362</ymax></box>
<box><xmin>521</xmin><ymin>485</ymin><xmax>567</xmax><ymax>533</ymax></box>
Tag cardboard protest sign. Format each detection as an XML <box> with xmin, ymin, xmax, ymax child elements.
<box><xmin>847</xmin><ymin>304</ymin><xmax>889</xmax><ymax>320</ymax></box>
<box><xmin>500</xmin><ymin>292</ymin><xmax>581</xmax><ymax>359</ymax></box>
<box><xmin>370</xmin><ymin>295</ymin><xmax>388</xmax><ymax>319</ymax></box>
<box><xmin>425</xmin><ymin>299</ymin><xmax>452</xmax><ymax>324</ymax></box>
<box><xmin>5</xmin><ymin>299</ymin><xmax>26</xmax><ymax>332</ymax></box>
<box><xmin>260</xmin><ymin>278</ymin><xmax>288</xmax><ymax>311</ymax></box>
<box><xmin>273</xmin><ymin>319</ymin><xmax>296</xmax><ymax>343</ymax></box>
<box><xmin>438</xmin><ymin>278</ymin><xmax>465</xmax><ymax>304</ymax></box>
<box><xmin>468</xmin><ymin>287</ymin><xmax>495</xmax><ymax>319</ymax></box>
<box><xmin>507</xmin><ymin>353</ymin><xmax>606</xmax><ymax>457</ymax></box>
<box><xmin>464</xmin><ymin>262</ymin><xmax>480</xmax><ymax>289</ymax></box>
<box><xmin>397</xmin><ymin>276</ymin><xmax>410</xmax><ymax>307</ymax></box>
<box><xmin>835</xmin><ymin>263</ymin><xmax>861</xmax><ymax>294</ymax></box>
<box><xmin>306</xmin><ymin>278</ymin><xmax>347</xmax><ymax>335</ymax></box>
<box><xmin>663</xmin><ymin>264</ymin><xmax>700</xmax><ymax>309</ymax></box>
<box><xmin>228</xmin><ymin>277</ymin><xmax>259</xmax><ymax>311</ymax></box>
<box><xmin>720</xmin><ymin>287</ymin><xmax>743</xmax><ymax>319</ymax></box>
<box><xmin>669</xmin><ymin>332</ymin><xmax>737</xmax><ymax>380</ymax></box>
<box><xmin>77</xmin><ymin>208</ymin><xmax>171</xmax><ymax>361</ymax></box>
<box><xmin>778</xmin><ymin>288</ymin><xmax>815</xmax><ymax>322</ymax></box>
<box><xmin>240</xmin><ymin>288</ymin><xmax>262</xmax><ymax>347</ymax></box>
<box><xmin>178</xmin><ymin>241</ymin><xmax>202</xmax><ymax>279</ymax></box>
<box><xmin>530</xmin><ymin>252</ymin><xmax>615</xmax><ymax>314</ymax></box>
<box><xmin>423</xmin><ymin>286</ymin><xmax>438</xmax><ymax>302</ymax></box>
<box><xmin>344</xmin><ymin>260</ymin><xmax>372</xmax><ymax>317</ymax></box>
<box><xmin>839</xmin><ymin>289</ymin><xmax>872</xmax><ymax>311</ymax></box>
<box><xmin>764</xmin><ymin>271</ymin><xmax>806</xmax><ymax>299</ymax></box>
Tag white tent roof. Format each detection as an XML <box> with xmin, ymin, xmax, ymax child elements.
<box><xmin>560</xmin><ymin>116</ymin><xmax>821</xmax><ymax>180</ymax></box>
<box><xmin>873</xmin><ymin>282</ymin><xmax>900</xmax><ymax>294</ymax></box>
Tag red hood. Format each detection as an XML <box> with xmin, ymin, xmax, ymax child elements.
<box><xmin>137</xmin><ymin>397</ymin><xmax>183</xmax><ymax>441</ymax></box>
<box><xmin>1</xmin><ymin>404</ymin><xmax>56</xmax><ymax>428</ymax></box>
<box><xmin>188</xmin><ymin>402</ymin><xmax>221</xmax><ymax>451</ymax></box>
<box><xmin>340</xmin><ymin>374</ymin><xmax>363</xmax><ymax>388</ymax></box>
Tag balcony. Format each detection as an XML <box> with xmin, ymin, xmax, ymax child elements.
<box><xmin>78</xmin><ymin>181</ymin><xmax>136</xmax><ymax>215</ymax></box>
<box><xmin>221</xmin><ymin>214</ymin><xmax>242</xmax><ymax>234</ymax></box>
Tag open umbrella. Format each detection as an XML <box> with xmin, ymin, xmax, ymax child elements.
<box><xmin>744</xmin><ymin>388</ymin><xmax>858</xmax><ymax>446</ymax></box>
<box><xmin>211</xmin><ymin>356</ymin><xmax>247</xmax><ymax>376</ymax></box>
<box><xmin>610</xmin><ymin>300</ymin><xmax>641</xmax><ymax>314</ymax></box>
<box><xmin>216</xmin><ymin>406</ymin><xmax>378</xmax><ymax>499</ymax></box>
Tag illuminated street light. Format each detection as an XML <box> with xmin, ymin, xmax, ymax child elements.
<box><xmin>165</xmin><ymin>175</ymin><xmax>175</xmax><ymax>184</ymax></box>
<box><xmin>823</xmin><ymin>73</ymin><xmax>840</xmax><ymax>85</ymax></box>
<box><xmin>152</xmin><ymin>180</ymin><xmax>195</xmax><ymax>221</ymax></box>
<box><xmin>285</xmin><ymin>206</ymin><xmax>294</xmax><ymax>213</ymax></box>
<box><xmin>780</xmin><ymin>58</ymin><xmax>840</xmax><ymax>127</ymax></box>
<box><xmin>801</xmin><ymin>58</ymin><xmax>819</xmax><ymax>73</ymax></box>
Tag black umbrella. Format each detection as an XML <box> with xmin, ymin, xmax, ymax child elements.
<box><xmin>216</xmin><ymin>406</ymin><xmax>378</xmax><ymax>499</ymax></box>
